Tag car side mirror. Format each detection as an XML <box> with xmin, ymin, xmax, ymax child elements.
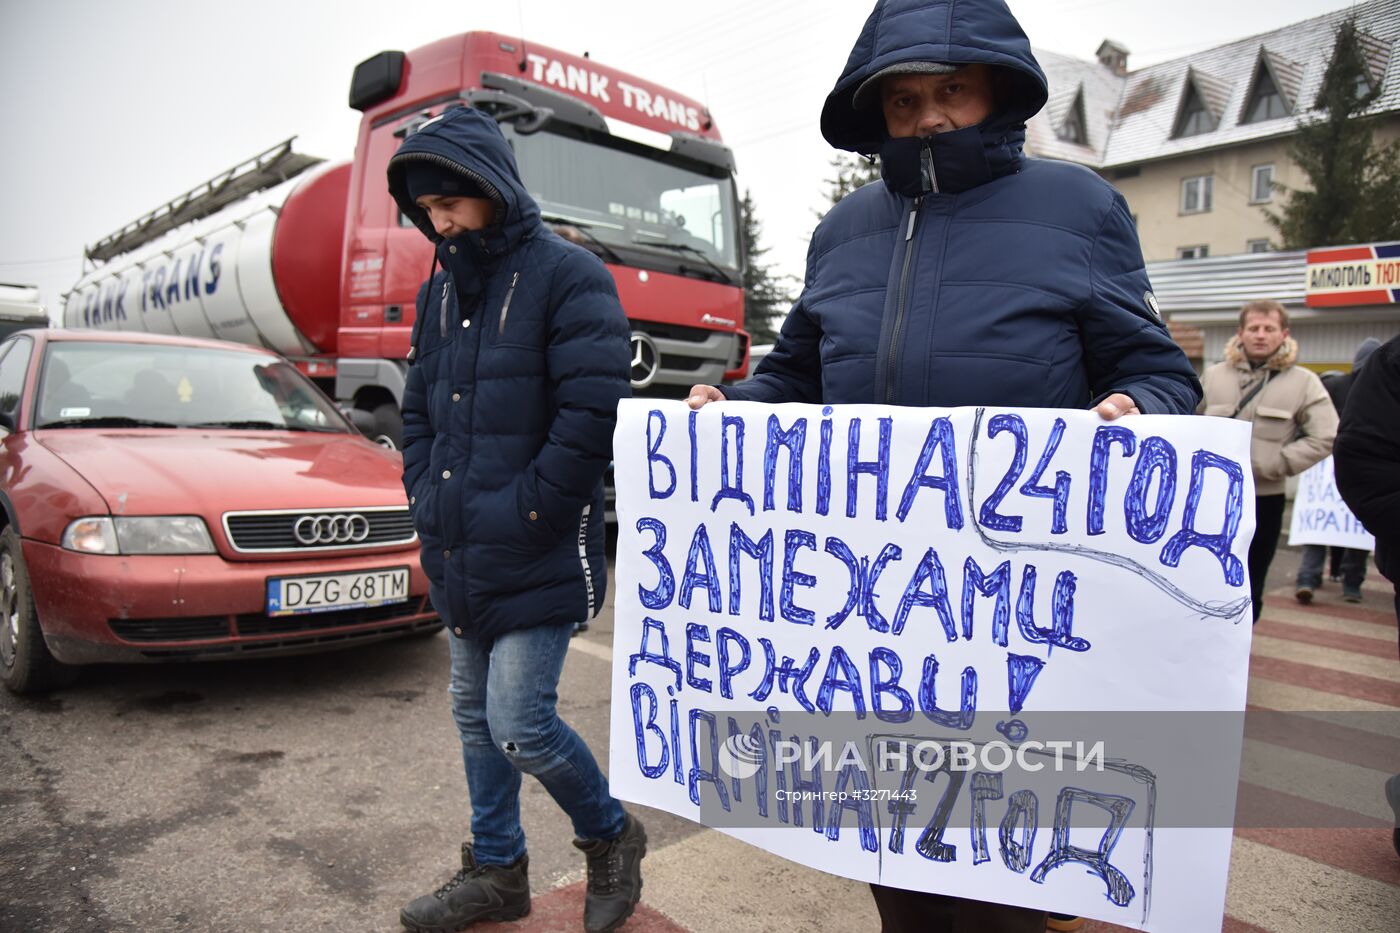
<box><xmin>0</xmin><ymin>410</ymin><xmax>15</xmax><ymax>433</ymax></box>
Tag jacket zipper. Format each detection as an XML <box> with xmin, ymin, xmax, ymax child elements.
<box><xmin>498</xmin><ymin>272</ymin><xmax>519</xmax><ymax>334</ymax></box>
<box><xmin>921</xmin><ymin>146</ymin><xmax>940</xmax><ymax>195</ymax></box>
<box><xmin>438</xmin><ymin>280</ymin><xmax>450</xmax><ymax>337</ymax></box>
<box><xmin>885</xmin><ymin>196</ymin><xmax>924</xmax><ymax>404</ymax></box>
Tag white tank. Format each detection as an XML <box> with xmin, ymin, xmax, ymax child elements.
<box><xmin>64</xmin><ymin>161</ymin><xmax>350</xmax><ymax>357</ymax></box>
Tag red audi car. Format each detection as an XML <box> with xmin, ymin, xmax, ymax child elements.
<box><xmin>0</xmin><ymin>330</ymin><xmax>438</xmax><ymax>693</ymax></box>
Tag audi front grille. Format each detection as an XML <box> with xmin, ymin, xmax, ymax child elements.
<box><xmin>222</xmin><ymin>507</ymin><xmax>416</xmax><ymax>553</ymax></box>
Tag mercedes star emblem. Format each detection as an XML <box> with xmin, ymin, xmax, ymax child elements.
<box><xmin>629</xmin><ymin>332</ymin><xmax>661</xmax><ymax>389</ymax></box>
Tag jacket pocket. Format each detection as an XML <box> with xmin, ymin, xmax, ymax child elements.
<box><xmin>497</xmin><ymin>272</ymin><xmax>520</xmax><ymax>335</ymax></box>
<box><xmin>513</xmin><ymin>475</ymin><xmax>570</xmax><ymax>551</ymax></box>
<box><xmin>1203</xmin><ymin>403</ymin><xmax>1236</xmax><ymax>417</ymax></box>
<box><xmin>1252</xmin><ymin>406</ymin><xmax>1297</xmax><ymax>442</ymax></box>
<box><xmin>408</xmin><ymin>477</ymin><xmax>441</xmax><ymax>541</ymax></box>
<box><xmin>469</xmin><ymin>479</ymin><xmax>564</xmax><ymax>554</ymax></box>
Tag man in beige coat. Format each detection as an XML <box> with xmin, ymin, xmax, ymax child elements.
<box><xmin>1200</xmin><ymin>300</ymin><xmax>1338</xmax><ymax>622</ymax></box>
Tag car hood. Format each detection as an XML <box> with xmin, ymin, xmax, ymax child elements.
<box><xmin>37</xmin><ymin>430</ymin><xmax>408</xmax><ymax>515</ymax></box>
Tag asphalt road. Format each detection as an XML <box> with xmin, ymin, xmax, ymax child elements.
<box><xmin>0</xmin><ymin>569</ymin><xmax>704</xmax><ymax>933</ymax></box>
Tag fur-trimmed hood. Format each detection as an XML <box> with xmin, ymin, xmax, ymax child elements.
<box><xmin>1225</xmin><ymin>334</ymin><xmax>1298</xmax><ymax>372</ymax></box>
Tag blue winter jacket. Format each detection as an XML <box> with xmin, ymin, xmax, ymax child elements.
<box><xmin>724</xmin><ymin>0</ymin><xmax>1201</xmax><ymax>414</ymax></box>
<box><xmin>387</xmin><ymin>107</ymin><xmax>631</xmax><ymax>640</ymax></box>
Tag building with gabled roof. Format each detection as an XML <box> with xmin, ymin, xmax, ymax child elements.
<box><xmin>1026</xmin><ymin>0</ymin><xmax>1400</xmax><ymax>370</ymax></box>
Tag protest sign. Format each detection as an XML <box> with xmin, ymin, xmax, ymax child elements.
<box><xmin>1287</xmin><ymin>456</ymin><xmax>1375</xmax><ymax>550</ymax></box>
<box><xmin>609</xmin><ymin>401</ymin><xmax>1255</xmax><ymax>932</ymax></box>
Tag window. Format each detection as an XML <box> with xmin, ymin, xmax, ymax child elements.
<box><xmin>1057</xmin><ymin>96</ymin><xmax>1088</xmax><ymax>145</ymax></box>
<box><xmin>1247</xmin><ymin>239</ymin><xmax>1272</xmax><ymax>253</ymax></box>
<box><xmin>1177</xmin><ymin>245</ymin><xmax>1209</xmax><ymax>260</ymax></box>
<box><xmin>1173</xmin><ymin>82</ymin><xmax>1217</xmax><ymax>137</ymax></box>
<box><xmin>1355</xmin><ymin>71</ymin><xmax>1373</xmax><ymax>99</ymax></box>
<box><xmin>500</xmin><ymin>122</ymin><xmax>740</xmax><ymax>272</ymax></box>
<box><xmin>1180</xmin><ymin>175</ymin><xmax>1213</xmax><ymax>214</ymax></box>
<box><xmin>1250</xmin><ymin>164</ymin><xmax>1274</xmax><ymax>203</ymax></box>
<box><xmin>0</xmin><ymin>335</ymin><xmax>34</xmax><ymax>425</ymax></box>
<box><xmin>34</xmin><ymin>342</ymin><xmax>353</xmax><ymax>433</ymax></box>
<box><xmin>1243</xmin><ymin>65</ymin><xmax>1289</xmax><ymax>123</ymax></box>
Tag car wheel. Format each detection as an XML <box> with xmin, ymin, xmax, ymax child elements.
<box><xmin>0</xmin><ymin>527</ymin><xmax>77</xmax><ymax>694</ymax></box>
<box><xmin>369</xmin><ymin>402</ymin><xmax>402</xmax><ymax>450</ymax></box>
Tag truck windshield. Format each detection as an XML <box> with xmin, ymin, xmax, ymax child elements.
<box><xmin>501</xmin><ymin>123</ymin><xmax>740</xmax><ymax>277</ymax></box>
<box><xmin>35</xmin><ymin>342</ymin><xmax>353</xmax><ymax>433</ymax></box>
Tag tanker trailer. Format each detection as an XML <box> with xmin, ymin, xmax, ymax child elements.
<box><xmin>62</xmin><ymin>141</ymin><xmax>368</xmax><ymax>426</ymax></box>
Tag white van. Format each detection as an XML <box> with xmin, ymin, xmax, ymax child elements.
<box><xmin>0</xmin><ymin>283</ymin><xmax>49</xmax><ymax>340</ymax></box>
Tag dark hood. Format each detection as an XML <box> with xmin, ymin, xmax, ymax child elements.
<box><xmin>821</xmin><ymin>0</ymin><xmax>1049</xmax><ymax>155</ymax></box>
<box><xmin>386</xmin><ymin>106</ymin><xmax>541</xmax><ymax>255</ymax></box>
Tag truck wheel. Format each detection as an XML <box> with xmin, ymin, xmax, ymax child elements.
<box><xmin>1</xmin><ymin>528</ymin><xmax>77</xmax><ymax>694</ymax></box>
<box><xmin>368</xmin><ymin>403</ymin><xmax>402</xmax><ymax>450</ymax></box>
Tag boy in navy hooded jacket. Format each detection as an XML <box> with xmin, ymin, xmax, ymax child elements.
<box><xmin>388</xmin><ymin>106</ymin><xmax>644</xmax><ymax>933</ymax></box>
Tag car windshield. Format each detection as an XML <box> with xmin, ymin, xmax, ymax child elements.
<box><xmin>35</xmin><ymin>342</ymin><xmax>352</xmax><ymax>433</ymax></box>
<box><xmin>501</xmin><ymin>123</ymin><xmax>740</xmax><ymax>275</ymax></box>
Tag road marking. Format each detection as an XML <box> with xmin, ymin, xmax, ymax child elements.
<box><xmin>568</xmin><ymin>636</ymin><xmax>612</xmax><ymax>664</ymax></box>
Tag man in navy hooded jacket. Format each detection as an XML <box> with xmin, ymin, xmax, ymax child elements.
<box><xmin>689</xmin><ymin>1</ymin><xmax>1201</xmax><ymax>930</ymax></box>
<box><xmin>387</xmin><ymin>106</ymin><xmax>645</xmax><ymax>933</ymax></box>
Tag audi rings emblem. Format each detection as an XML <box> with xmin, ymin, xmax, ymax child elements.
<box><xmin>629</xmin><ymin>331</ymin><xmax>661</xmax><ymax>389</ymax></box>
<box><xmin>293</xmin><ymin>513</ymin><xmax>371</xmax><ymax>546</ymax></box>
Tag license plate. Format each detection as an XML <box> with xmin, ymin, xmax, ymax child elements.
<box><xmin>266</xmin><ymin>567</ymin><xmax>410</xmax><ymax>616</ymax></box>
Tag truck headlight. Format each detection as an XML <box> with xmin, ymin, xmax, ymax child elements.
<box><xmin>61</xmin><ymin>516</ymin><xmax>215</xmax><ymax>555</ymax></box>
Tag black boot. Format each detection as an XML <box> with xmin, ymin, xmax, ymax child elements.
<box><xmin>399</xmin><ymin>843</ymin><xmax>530</xmax><ymax>933</ymax></box>
<box><xmin>573</xmin><ymin>813</ymin><xmax>647</xmax><ymax>933</ymax></box>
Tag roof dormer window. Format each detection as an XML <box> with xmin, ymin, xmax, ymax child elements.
<box><xmin>1057</xmin><ymin>93</ymin><xmax>1088</xmax><ymax>145</ymax></box>
<box><xmin>1173</xmin><ymin>81</ymin><xmax>1217</xmax><ymax>137</ymax></box>
<box><xmin>1242</xmin><ymin>59</ymin><xmax>1291</xmax><ymax>123</ymax></box>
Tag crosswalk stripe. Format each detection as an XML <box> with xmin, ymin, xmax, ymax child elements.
<box><xmin>1242</xmin><ymin>706</ymin><xmax>1400</xmax><ymax>772</ymax></box>
<box><xmin>1250</xmin><ymin>635</ymin><xmax>1400</xmax><ymax>685</ymax></box>
<box><xmin>1249</xmin><ymin>655</ymin><xmax>1400</xmax><ymax>706</ymax></box>
<box><xmin>1223</xmin><ymin>835</ymin><xmax>1400</xmax><ymax>929</ymax></box>
<box><xmin>1255</xmin><ymin>619</ymin><xmax>1399</xmax><ymax>660</ymax></box>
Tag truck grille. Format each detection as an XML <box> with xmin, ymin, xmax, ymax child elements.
<box><xmin>223</xmin><ymin>507</ymin><xmax>416</xmax><ymax>553</ymax></box>
<box><xmin>632</xmin><ymin>322</ymin><xmax>741</xmax><ymax>397</ymax></box>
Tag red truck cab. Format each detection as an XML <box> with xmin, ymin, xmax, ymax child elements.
<box><xmin>336</xmin><ymin>33</ymin><xmax>749</xmax><ymax>438</ymax></box>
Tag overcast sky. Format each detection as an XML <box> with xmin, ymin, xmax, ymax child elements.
<box><xmin>0</xmin><ymin>0</ymin><xmax>1352</xmax><ymax>323</ymax></box>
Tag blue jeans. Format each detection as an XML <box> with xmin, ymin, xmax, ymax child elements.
<box><xmin>1297</xmin><ymin>544</ymin><xmax>1369</xmax><ymax>594</ymax></box>
<box><xmin>447</xmin><ymin>622</ymin><xmax>626</xmax><ymax>866</ymax></box>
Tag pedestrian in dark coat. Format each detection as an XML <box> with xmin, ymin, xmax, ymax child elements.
<box><xmin>1333</xmin><ymin>333</ymin><xmax>1400</xmax><ymax>631</ymax></box>
<box><xmin>1332</xmin><ymin>334</ymin><xmax>1400</xmax><ymax>858</ymax></box>
<box><xmin>688</xmin><ymin>1</ymin><xmax>1200</xmax><ymax>930</ymax></box>
<box><xmin>1295</xmin><ymin>336</ymin><xmax>1382</xmax><ymax>603</ymax></box>
<box><xmin>387</xmin><ymin>105</ymin><xmax>646</xmax><ymax>933</ymax></box>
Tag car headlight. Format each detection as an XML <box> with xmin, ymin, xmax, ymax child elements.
<box><xmin>61</xmin><ymin>517</ymin><xmax>119</xmax><ymax>554</ymax></box>
<box><xmin>61</xmin><ymin>516</ymin><xmax>215</xmax><ymax>555</ymax></box>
